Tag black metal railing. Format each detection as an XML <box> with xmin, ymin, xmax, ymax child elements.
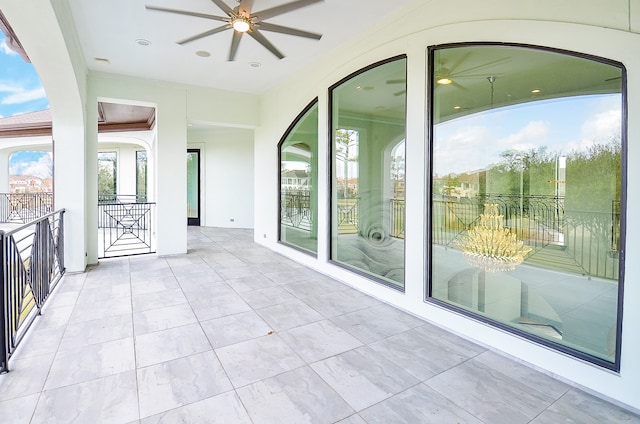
<box><xmin>432</xmin><ymin>194</ymin><xmax>566</xmax><ymax>248</ymax></box>
<box><xmin>98</xmin><ymin>199</ymin><xmax>156</xmax><ymax>258</ymax></box>
<box><xmin>0</xmin><ymin>193</ymin><xmax>53</xmax><ymax>224</ymax></box>
<box><xmin>390</xmin><ymin>199</ymin><xmax>405</xmax><ymax>239</ymax></box>
<box><xmin>0</xmin><ymin>209</ymin><xmax>65</xmax><ymax>372</ymax></box>
<box><xmin>98</xmin><ymin>193</ymin><xmax>147</xmax><ymax>204</ymax></box>
<box><xmin>432</xmin><ymin>195</ymin><xmax>620</xmax><ymax>280</ymax></box>
<box><xmin>280</xmin><ymin>192</ymin><xmax>312</xmax><ymax>231</ymax></box>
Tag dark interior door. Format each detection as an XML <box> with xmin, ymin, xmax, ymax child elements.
<box><xmin>187</xmin><ymin>149</ymin><xmax>200</xmax><ymax>226</ymax></box>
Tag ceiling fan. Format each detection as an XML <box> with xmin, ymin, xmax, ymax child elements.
<box><xmin>386</xmin><ymin>54</ymin><xmax>510</xmax><ymax>95</ymax></box>
<box><xmin>146</xmin><ymin>0</ymin><xmax>323</xmax><ymax>61</ymax></box>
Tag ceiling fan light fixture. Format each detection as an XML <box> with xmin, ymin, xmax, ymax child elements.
<box><xmin>437</xmin><ymin>77</ymin><xmax>453</xmax><ymax>85</ymax></box>
<box><xmin>232</xmin><ymin>16</ymin><xmax>251</xmax><ymax>33</ymax></box>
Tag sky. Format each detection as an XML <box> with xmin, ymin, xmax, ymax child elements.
<box><xmin>0</xmin><ymin>33</ymin><xmax>48</xmax><ymax>118</ymax></box>
<box><xmin>1</xmin><ymin>32</ymin><xmax>52</xmax><ymax>177</ymax></box>
<box><xmin>433</xmin><ymin>93</ymin><xmax>622</xmax><ymax>177</ymax></box>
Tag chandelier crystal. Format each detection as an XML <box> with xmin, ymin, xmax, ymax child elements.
<box><xmin>456</xmin><ymin>204</ymin><xmax>532</xmax><ymax>272</ymax></box>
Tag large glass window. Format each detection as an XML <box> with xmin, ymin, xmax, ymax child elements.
<box><xmin>136</xmin><ymin>150</ymin><xmax>147</xmax><ymax>202</ymax></box>
<box><xmin>429</xmin><ymin>44</ymin><xmax>625</xmax><ymax>368</ymax></box>
<box><xmin>278</xmin><ymin>100</ymin><xmax>318</xmax><ymax>254</ymax></box>
<box><xmin>330</xmin><ymin>56</ymin><xmax>407</xmax><ymax>289</ymax></box>
<box><xmin>98</xmin><ymin>151</ymin><xmax>117</xmax><ymax>202</ymax></box>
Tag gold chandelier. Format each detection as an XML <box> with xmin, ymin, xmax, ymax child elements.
<box><xmin>456</xmin><ymin>204</ymin><xmax>532</xmax><ymax>272</ymax></box>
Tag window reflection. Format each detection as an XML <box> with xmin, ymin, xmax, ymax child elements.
<box><xmin>279</xmin><ymin>100</ymin><xmax>318</xmax><ymax>254</ymax></box>
<box><xmin>429</xmin><ymin>44</ymin><xmax>624</xmax><ymax>367</ymax></box>
<box><xmin>330</xmin><ymin>57</ymin><xmax>407</xmax><ymax>289</ymax></box>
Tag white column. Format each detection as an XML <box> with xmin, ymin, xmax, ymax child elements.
<box><xmin>154</xmin><ymin>98</ymin><xmax>188</xmax><ymax>256</ymax></box>
<box><xmin>84</xmin><ymin>101</ymin><xmax>98</xmax><ymax>265</ymax></box>
<box><xmin>0</xmin><ymin>150</ymin><xmax>10</xmax><ymax>193</ymax></box>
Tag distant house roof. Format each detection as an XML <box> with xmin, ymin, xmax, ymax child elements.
<box><xmin>282</xmin><ymin>169</ymin><xmax>309</xmax><ymax>178</ymax></box>
<box><xmin>0</xmin><ymin>103</ymin><xmax>156</xmax><ymax>139</ymax></box>
<box><xmin>0</xmin><ymin>110</ymin><xmax>52</xmax><ymax>138</ymax></box>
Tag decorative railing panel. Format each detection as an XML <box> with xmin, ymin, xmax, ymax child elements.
<box><xmin>432</xmin><ymin>195</ymin><xmax>620</xmax><ymax>280</ymax></box>
<box><xmin>1</xmin><ymin>209</ymin><xmax>65</xmax><ymax>372</ymax></box>
<box><xmin>280</xmin><ymin>192</ymin><xmax>312</xmax><ymax>231</ymax></box>
<box><xmin>98</xmin><ymin>201</ymin><xmax>156</xmax><ymax>258</ymax></box>
<box><xmin>0</xmin><ymin>192</ymin><xmax>53</xmax><ymax>224</ymax></box>
<box><xmin>390</xmin><ymin>199</ymin><xmax>405</xmax><ymax>239</ymax></box>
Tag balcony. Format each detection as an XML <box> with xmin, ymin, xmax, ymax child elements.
<box><xmin>0</xmin><ymin>226</ymin><xmax>638</xmax><ymax>423</ymax></box>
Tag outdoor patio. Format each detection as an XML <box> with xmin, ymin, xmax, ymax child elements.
<box><xmin>0</xmin><ymin>226</ymin><xmax>638</xmax><ymax>423</ymax></box>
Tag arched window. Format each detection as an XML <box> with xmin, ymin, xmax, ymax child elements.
<box><xmin>278</xmin><ymin>100</ymin><xmax>318</xmax><ymax>254</ymax></box>
<box><xmin>329</xmin><ymin>56</ymin><xmax>407</xmax><ymax>289</ymax></box>
<box><xmin>428</xmin><ymin>43</ymin><xmax>625</xmax><ymax>369</ymax></box>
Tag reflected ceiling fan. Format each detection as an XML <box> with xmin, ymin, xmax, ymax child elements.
<box><xmin>386</xmin><ymin>54</ymin><xmax>510</xmax><ymax>95</ymax></box>
<box><xmin>146</xmin><ymin>0</ymin><xmax>323</xmax><ymax>61</ymax></box>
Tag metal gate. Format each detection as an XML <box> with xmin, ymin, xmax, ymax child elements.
<box><xmin>98</xmin><ymin>199</ymin><xmax>156</xmax><ymax>258</ymax></box>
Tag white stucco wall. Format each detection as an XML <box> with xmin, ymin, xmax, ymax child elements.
<box><xmin>253</xmin><ymin>1</ymin><xmax>640</xmax><ymax>412</ymax></box>
<box><xmin>188</xmin><ymin>127</ymin><xmax>255</xmax><ymax>229</ymax></box>
<box><xmin>86</xmin><ymin>74</ymin><xmax>259</xmax><ymax>258</ymax></box>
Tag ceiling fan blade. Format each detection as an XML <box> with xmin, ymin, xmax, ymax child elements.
<box><xmin>253</xmin><ymin>0</ymin><xmax>323</xmax><ymax>21</ymax></box>
<box><xmin>605</xmin><ymin>76</ymin><xmax>622</xmax><ymax>82</ymax></box>
<box><xmin>451</xmin><ymin>81</ymin><xmax>467</xmax><ymax>90</ymax></box>
<box><xmin>454</xmin><ymin>57</ymin><xmax>510</xmax><ymax>77</ymax></box>
<box><xmin>228</xmin><ymin>31</ymin><xmax>243</xmax><ymax>61</ymax></box>
<box><xmin>455</xmin><ymin>72</ymin><xmax>504</xmax><ymax>80</ymax></box>
<box><xmin>209</xmin><ymin>0</ymin><xmax>233</xmax><ymax>15</ymax></box>
<box><xmin>386</xmin><ymin>79</ymin><xmax>406</xmax><ymax>85</ymax></box>
<box><xmin>446</xmin><ymin>51</ymin><xmax>472</xmax><ymax>74</ymax></box>
<box><xmin>145</xmin><ymin>6</ymin><xmax>228</xmax><ymax>22</ymax></box>
<box><xmin>178</xmin><ymin>25</ymin><xmax>231</xmax><ymax>45</ymax></box>
<box><xmin>393</xmin><ymin>90</ymin><xmax>406</xmax><ymax>97</ymax></box>
<box><xmin>238</xmin><ymin>0</ymin><xmax>254</xmax><ymax>15</ymax></box>
<box><xmin>248</xmin><ymin>29</ymin><xmax>284</xmax><ymax>59</ymax></box>
<box><xmin>257</xmin><ymin>22</ymin><xmax>321</xmax><ymax>40</ymax></box>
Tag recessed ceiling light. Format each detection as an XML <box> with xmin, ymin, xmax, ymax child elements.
<box><xmin>249</xmin><ymin>62</ymin><xmax>261</xmax><ymax>68</ymax></box>
<box><xmin>531</xmin><ymin>89</ymin><xmax>541</xmax><ymax>94</ymax></box>
<box><xmin>94</xmin><ymin>57</ymin><xmax>110</xmax><ymax>64</ymax></box>
<box><xmin>453</xmin><ymin>106</ymin><xmax>461</xmax><ymax>110</ymax></box>
<box><xmin>196</xmin><ymin>50</ymin><xmax>211</xmax><ymax>57</ymax></box>
<box><xmin>136</xmin><ymin>39</ymin><xmax>151</xmax><ymax>46</ymax></box>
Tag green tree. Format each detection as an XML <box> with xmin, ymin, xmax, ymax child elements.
<box><xmin>335</xmin><ymin>129</ymin><xmax>358</xmax><ymax>199</ymax></box>
<box><xmin>565</xmin><ymin>139</ymin><xmax>621</xmax><ymax>213</ymax></box>
<box><xmin>97</xmin><ymin>151</ymin><xmax>117</xmax><ymax>201</ymax></box>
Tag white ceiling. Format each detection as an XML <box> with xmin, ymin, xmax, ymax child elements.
<box><xmin>67</xmin><ymin>0</ymin><xmax>415</xmax><ymax>94</ymax></box>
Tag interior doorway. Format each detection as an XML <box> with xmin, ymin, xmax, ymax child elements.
<box><xmin>187</xmin><ymin>149</ymin><xmax>200</xmax><ymax>226</ymax></box>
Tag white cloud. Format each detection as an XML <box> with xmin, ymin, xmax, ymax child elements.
<box><xmin>1</xmin><ymin>87</ymin><xmax>47</xmax><ymax>105</ymax></box>
<box><xmin>563</xmin><ymin>104</ymin><xmax>622</xmax><ymax>152</ymax></box>
<box><xmin>0</xmin><ymin>83</ymin><xmax>21</xmax><ymax>93</ymax></box>
<box><xmin>435</xmin><ymin>120</ymin><xmax>552</xmax><ymax>176</ymax></box>
<box><xmin>581</xmin><ymin>108</ymin><xmax>621</xmax><ymax>142</ymax></box>
<box><xmin>10</xmin><ymin>153</ymin><xmax>53</xmax><ymax>178</ymax></box>
<box><xmin>497</xmin><ymin>120</ymin><xmax>550</xmax><ymax>151</ymax></box>
<box><xmin>434</xmin><ymin>125</ymin><xmax>492</xmax><ymax>175</ymax></box>
<box><xmin>0</xmin><ymin>40</ymin><xmax>17</xmax><ymax>56</ymax></box>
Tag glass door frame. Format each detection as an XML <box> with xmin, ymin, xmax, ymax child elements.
<box><xmin>187</xmin><ymin>148</ymin><xmax>201</xmax><ymax>226</ymax></box>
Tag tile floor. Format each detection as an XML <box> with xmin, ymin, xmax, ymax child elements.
<box><xmin>0</xmin><ymin>227</ymin><xmax>639</xmax><ymax>423</ymax></box>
